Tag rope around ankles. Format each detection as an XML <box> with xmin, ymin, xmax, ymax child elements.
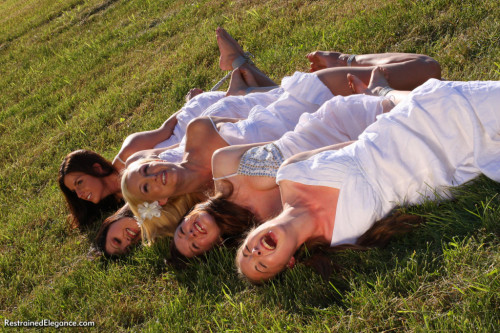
<box><xmin>378</xmin><ymin>86</ymin><xmax>394</xmax><ymax>97</ymax></box>
<box><xmin>210</xmin><ymin>52</ymin><xmax>255</xmax><ymax>91</ymax></box>
<box><xmin>347</xmin><ymin>54</ymin><xmax>357</xmax><ymax>67</ymax></box>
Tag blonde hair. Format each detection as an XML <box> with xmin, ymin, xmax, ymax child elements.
<box><xmin>142</xmin><ymin>193</ymin><xmax>206</xmax><ymax>244</ymax></box>
<box><xmin>121</xmin><ymin>159</ymin><xmax>206</xmax><ymax>244</ymax></box>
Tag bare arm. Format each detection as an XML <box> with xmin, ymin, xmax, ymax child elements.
<box><xmin>113</xmin><ymin>110</ymin><xmax>181</xmax><ymax>170</ymax></box>
<box><xmin>124</xmin><ymin>145</ymin><xmax>179</xmax><ymax>169</ymax></box>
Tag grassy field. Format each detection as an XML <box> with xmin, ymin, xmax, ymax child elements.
<box><xmin>1</xmin><ymin>0</ymin><xmax>499</xmax><ymax>331</ymax></box>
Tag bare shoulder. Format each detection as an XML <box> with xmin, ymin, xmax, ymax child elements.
<box><xmin>279</xmin><ymin>179</ymin><xmax>339</xmax><ymax>210</ymax></box>
<box><xmin>212</xmin><ymin>145</ymin><xmax>249</xmax><ymax>178</ymax></box>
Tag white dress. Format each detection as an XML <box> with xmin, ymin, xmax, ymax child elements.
<box><xmin>275</xmin><ymin>94</ymin><xmax>386</xmax><ymax>158</ymax></box>
<box><xmin>157</xmin><ymin>88</ymin><xmax>283</xmax><ymax>162</ymax></box>
<box><xmin>216</xmin><ymin>72</ymin><xmax>334</xmax><ymax>145</ymax></box>
<box><xmin>276</xmin><ymin>79</ymin><xmax>500</xmax><ymax>246</ymax></box>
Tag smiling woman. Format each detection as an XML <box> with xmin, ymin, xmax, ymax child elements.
<box><xmin>58</xmin><ymin>149</ymin><xmax>123</xmax><ymax>227</ymax></box>
<box><xmin>172</xmin><ymin>195</ymin><xmax>257</xmax><ymax>258</ymax></box>
<box><xmin>95</xmin><ymin>205</ymin><xmax>141</xmax><ymax>257</ymax></box>
<box><xmin>237</xmin><ymin>78</ymin><xmax>500</xmax><ymax>283</ymax></box>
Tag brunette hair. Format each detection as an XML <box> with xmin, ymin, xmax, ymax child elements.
<box><xmin>58</xmin><ymin>149</ymin><xmax>122</xmax><ymax>228</ymax></box>
<box><xmin>169</xmin><ymin>190</ymin><xmax>258</xmax><ymax>264</ymax></box>
<box><xmin>240</xmin><ymin>211</ymin><xmax>424</xmax><ymax>284</ymax></box>
<box><xmin>191</xmin><ymin>193</ymin><xmax>258</xmax><ymax>247</ymax></box>
<box><xmin>95</xmin><ymin>205</ymin><xmax>135</xmax><ymax>257</ymax></box>
<box><xmin>302</xmin><ymin>211</ymin><xmax>424</xmax><ymax>280</ymax></box>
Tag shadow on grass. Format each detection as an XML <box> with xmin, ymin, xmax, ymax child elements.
<box><xmin>90</xmin><ymin>176</ymin><xmax>500</xmax><ymax>318</ymax></box>
<box><xmin>174</xmin><ymin>176</ymin><xmax>499</xmax><ymax>315</ymax></box>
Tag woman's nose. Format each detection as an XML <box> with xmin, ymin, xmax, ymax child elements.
<box><xmin>252</xmin><ymin>247</ymin><xmax>262</xmax><ymax>256</ymax></box>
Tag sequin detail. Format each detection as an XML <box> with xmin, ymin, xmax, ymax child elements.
<box><xmin>236</xmin><ymin>143</ymin><xmax>285</xmax><ymax>178</ymax></box>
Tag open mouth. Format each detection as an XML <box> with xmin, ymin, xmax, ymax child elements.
<box><xmin>126</xmin><ymin>228</ymin><xmax>139</xmax><ymax>239</ymax></box>
<box><xmin>193</xmin><ymin>221</ymin><xmax>206</xmax><ymax>234</ymax></box>
<box><xmin>261</xmin><ymin>231</ymin><xmax>277</xmax><ymax>250</ymax></box>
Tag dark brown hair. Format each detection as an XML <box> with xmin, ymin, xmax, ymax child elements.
<box><xmin>58</xmin><ymin>149</ymin><xmax>122</xmax><ymax>228</ymax></box>
<box><xmin>195</xmin><ymin>193</ymin><xmax>258</xmax><ymax>247</ymax></box>
<box><xmin>169</xmin><ymin>192</ymin><xmax>258</xmax><ymax>265</ymax></box>
<box><xmin>303</xmin><ymin>211</ymin><xmax>424</xmax><ymax>279</ymax></box>
<box><xmin>94</xmin><ymin>204</ymin><xmax>135</xmax><ymax>257</ymax></box>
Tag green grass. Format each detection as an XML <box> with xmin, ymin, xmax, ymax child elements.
<box><xmin>1</xmin><ymin>0</ymin><xmax>499</xmax><ymax>331</ymax></box>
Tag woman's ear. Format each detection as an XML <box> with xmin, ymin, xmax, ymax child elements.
<box><xmin>92</xmin><ymin>163</ymin><xmax>104</xmax><ymax>174</ymax></box>
<box><xmin>158</xmin><ymin>198</ymin><xmax>168</xmax><ymax>206</ymax></box>
<box><xmin>287</xmin><ymin>256</ymin><xmax>296</xmax><ymax>269</ymax></box>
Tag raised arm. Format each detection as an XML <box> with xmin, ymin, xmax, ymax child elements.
<box><xmin>113</xmin><ymin>110</ymin><xmax>181</xmax><ymax>171</ymax></box>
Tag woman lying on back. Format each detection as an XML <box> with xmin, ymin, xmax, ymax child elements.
<box><xmin>236</xmin><ymin>71</ymin><xmax>500</xmax><ymax>283</ymax></box>
<box><xmin>58</xmin><ymin>27</ymin><xmax>278</xmax><ymax>227</ymax></box>
<box><xmin>121</xmin><ymin>51</ymin><xmax>440</xmax><ymax>237</ymax></box>
<box><xmin>173</xmin><ymin>68</ymin><xmax>400</xmax><ymax>257</ymax></box>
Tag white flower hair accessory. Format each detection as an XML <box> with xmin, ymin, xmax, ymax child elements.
<box><xmin>134</xmin><ymin>215</ymin><xmax>143</xmax><ymax>228</ymax></box>
<box><xmin>137</xmin><ymin>201</ymin><xmax>162</xmax><ymax>223</ymax></box>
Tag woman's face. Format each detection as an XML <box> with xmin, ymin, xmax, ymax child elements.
<box><xmin>124</xmin><ymin>160</ymin><xmax>180</xmax><ymax>204</ymax></box>
<box><xmin>236</xmin><ymin>223</ymin><xmax>297</xmax><ymax>282</ymax></box>
<box><xmin>64</xmin><ymin>172</ymin><xmax>106</xmax><ymax>204</ymax></box>
<box><xmin>174</xmin><ymin>210</ymin><xmax>222</xmax><ymax>257</ymax></box>
<box><xmin>105</xmin><ymin>217</ymin><xmax>141</xmax><ymax>256</ymax></box>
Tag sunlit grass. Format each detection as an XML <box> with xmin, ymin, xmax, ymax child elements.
<box><xmin>1</xmin><ymin>0</ymin><xmax>499</xmax><ymax>331</ymax></box>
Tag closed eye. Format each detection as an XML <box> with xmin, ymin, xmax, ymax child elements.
<box><xmin>179</xmin><ymin>227</ymin><xmax>185</xmax><ymax>236</ymax></box>
<box><xmin>141</xmin><ymin>183</ymin><xmax>149</xmax><ymax>194</ymax></box>
<box><xmin>192</xmin><ymin>243</ymin><xmax>200</xmax><ymax>250</ymax></box>
<box><xmin>242</xmin><ymin>245</ymin><xmax>251</xmax><ymax>257</ymax></box>
<box><xmin>112</xmin><ymin>237</ymin><xmax>121</xmax><ymax>248</ymax></box>
<box><xmin>140</xmin><ymin>164</ymin><xmax>149</xmax><ymax>176</ymax></box>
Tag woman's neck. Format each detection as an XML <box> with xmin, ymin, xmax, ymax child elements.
<box><xmin>177</xmin><ymin>161</ymin><xmax>214</xmax><ymax>195</ymax></box>
<box><xmin>279</xmin><ymin>180</ymin><xmax>339</xmax><ymax>245</ymax></box>
<box><xmin>103</xmin><ymin>172</ymin><xmax>122</xmax><ymax>199</ymax></box>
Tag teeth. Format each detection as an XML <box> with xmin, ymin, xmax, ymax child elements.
<box><xmin>126</xmin><ymin>228</ymin><xmax>137</xmax><ymax>237</ymax></box>
<box><xmin>162</xmin><ymin>172</ymin><xmax>166</xmax><ymax>185</ymax></box>
<box><xmin>86</xmin><ymin>193</ymin><xmax>91</xmax><ymax>200</ymax></box>
<box><xmin>194</xmin><ymin>221</ymin><xmax>205</xmax><ymax>233</ymax></box>
<box><xmin>261</xmin><ymin>235</ymin><xmax>276</xmax><ymax>250</ymax></box>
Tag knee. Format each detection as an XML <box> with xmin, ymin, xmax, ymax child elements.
<box><xmin>186</xmin><ymin>117</ymin><xmax>216</xmax><ymax>137</ymax></box>
<box><xmin>417</xmin><ymin>55</ymin><xmax>442</xmax><ymax>79</ymax></box>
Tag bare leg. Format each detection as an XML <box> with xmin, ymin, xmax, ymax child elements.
<box><xmin>347</xmin><ymin>67</ymin><xmax>391</xmax><ymax>95</ymax></box>
<box><xmin>306</xmin><ymin>51</ymin><xmax>347</xmax><ymax>72</ymax></box>
<box><xmin>226</xmin><ymin>68</ymin><xmax>255</xmax><ymax>96</ymax></box>
<box><xmin>348</xmin><ymin>67</ymin><xmax>411</xmax><ymax>106</ymax></box>
<box><xmin>216</xmin><ymin>27</ymin><xmax>277</xmax><ymax>87</ymax></box>
<box><xmin>307</xmin><ymin>51</ymin><xmax>441</xmax><ymax>75</ymax></box>
<box><xmin>315</xmin><ymin>54</ymin><xmax>441</xmax><ymax>96</ymax></box>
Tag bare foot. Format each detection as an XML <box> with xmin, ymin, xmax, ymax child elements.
<box><xmin>217</xmin><ymin>27</ymin><xmax>245</xmax><ymax>71</ymax></box>
<box><xmin>185</xmin><ymin>88</ymin><xmax>204</xmax><ymax>102</ymax></box>
<box><xmin>226</xmin><ymin>68</ymin><xmax>250</xmax><ymax>96</ymax></box>
<box><xmin>306</xmin><ymin>51</ymin><xmax>346</xmax><ymax>72</ymax></box>
<box><xmin>347</xmin><ymin>66</ymin><xmax>390</xmax><ymax>95</ymax></box>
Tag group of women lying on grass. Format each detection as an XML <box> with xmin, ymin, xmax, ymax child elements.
<box><xmin>58</xmin><ymin>27</ymin><xmax>500</xmax><ymax>283</ymax></box>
